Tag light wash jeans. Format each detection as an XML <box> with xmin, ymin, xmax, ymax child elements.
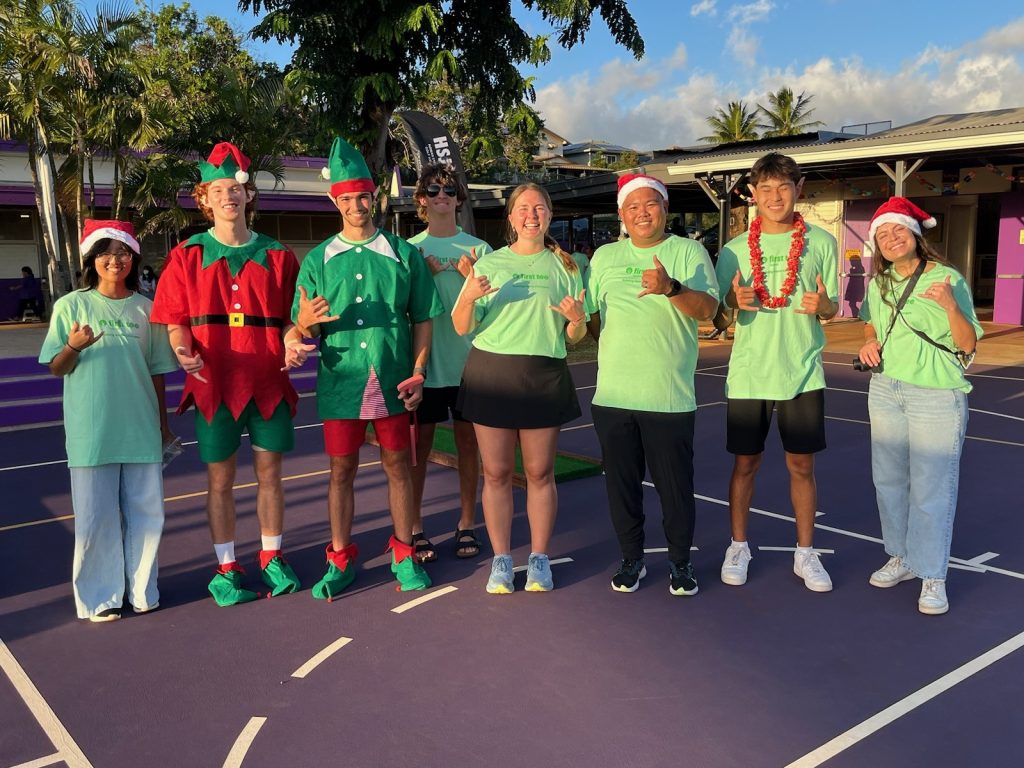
<box><xmin>868</xmin><ymin>374</ymin><xmax>967</xmax><ymax>580</ymax></box>
<box><xmin>69</xmin><ymin>463</ymin><xmax>164</xmax><ymax>618</ymax></box>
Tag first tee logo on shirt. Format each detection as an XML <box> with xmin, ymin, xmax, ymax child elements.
<box><xmin>512</xmin><ymin>272</ymin><xmax>550</xmax><ymax>282</ymax></box>
<box><xmin>96</xmin><ymin>317</ymin><xmax>141</xmax><ymax>333</ymax></box>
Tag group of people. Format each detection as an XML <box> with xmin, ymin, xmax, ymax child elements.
<box><xmin>39</xmin><ymin>144</ymin><xmax>980</xmax><ymax>622</ymax></box>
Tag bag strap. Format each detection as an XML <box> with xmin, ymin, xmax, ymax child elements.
<box><xmin>892</xmin><ymin>266</ymin><xmax>973</xmax><ymax>368</ymax></box>
<box><xmin>879</xmin><ymin>258</ymin><xmax>926</xmax><ymax>352</ymax></box>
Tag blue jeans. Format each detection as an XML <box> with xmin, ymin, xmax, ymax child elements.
<box><xmin>868</xmin><ymin>374</ymin><xmax>967</xmax><ymax>579</ymax></box>
<box><xmin>69</xmin><ymin>463</ymin><xmax>164</xmax><ymax>618</ymax></box>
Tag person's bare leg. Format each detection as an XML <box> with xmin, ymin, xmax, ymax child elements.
<box><xmin>327</xmin><ymin>454</ymin><xmax>359</xmax><ymax>550</ymax></box>
<box><xmin>518</xmin><ymin>427</ymin><xmax>559</xmax><ymax>554</ymax></box>
<box><xmin>410</xmin><ymin>422</ymin><xmax>437</xmax><ymax>536</ymax></box>
<box><xmin>454</xmin><ymin>419</ymin><xmax>480</xmax><ymax>532</ymax></box>
<box><xmin>381</xmin><ymin>446</ymin><xmax>415</xmax><ymax>543</ymax></box>
<box><xmin>786</xmin><ymin>451</ymin><xmax>817</xmax><ymax>547</ymax></box>
<box><xmin>728</xmin><ymin>453</ymin><xmax>762</xmax><ymax>542</ymax></box>
<box><xmin>206</xmin><ymin>456</ymin><xmax>238</xmax><ymax>544</ymax></box>
<box><xmin>253</xmin><ymin>450</ymin><xmax>284</xmax><ymax>537</ymax></box>
<box><xmin>473</xmin><ymin>424</ymin><xmax>517</xmax><ymax>555</ymax></box>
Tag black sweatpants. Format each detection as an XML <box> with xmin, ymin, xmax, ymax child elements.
<box><xmin>592</xmin><ymin>404</ymin><xmax>697</xmax><ymax>564</ymax></box>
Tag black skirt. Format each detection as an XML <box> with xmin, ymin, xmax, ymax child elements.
<box><xmin>457</xmin><ymin>347</ymin><xmax>581</xmax><ymax>429</ymax></box>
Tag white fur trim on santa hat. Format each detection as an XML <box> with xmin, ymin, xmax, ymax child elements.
<box><xmin>235</xmin><ymin>170</ymin><xmax>249</xmax><ymax>184</ymax></box>
<box><xmin>80</xmin><ymin>227</ymin><xmax>140</xmax><ymax>256</ymax></box>
<box><xmin>617</xmin><ymin>176</ymin><xmax>668</xmax><ymax>208</ymax></box>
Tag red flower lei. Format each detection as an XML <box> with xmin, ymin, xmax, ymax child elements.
<box><xmin>748</xmin><ymin>212</ymin><xmax>806</xmax><ymax>309</ymax></box>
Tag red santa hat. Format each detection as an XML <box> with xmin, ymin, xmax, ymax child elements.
<box><xmin>617</xmin><ymin>173</ymin><xmax>668</xmax><ymax>208</ymax></box>
<box><xmin>80</xmin><ymin>219</ymin><xmax>140</xmax><ymax>255</ymax></box>
<box><xmin>866</xmin><ymin>196</ymin><xmax>936</xmax><ymax>250</ymax></box>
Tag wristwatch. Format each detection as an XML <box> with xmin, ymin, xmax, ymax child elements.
<box><xmin>666</xmin><ymin>279</ymin><xmax>683</xmax><ymax>298</ymax></box>
<box><xmin>413</xmin><ymin>366</ymin><xmax>427</xmax><ymax>376</ymax></box>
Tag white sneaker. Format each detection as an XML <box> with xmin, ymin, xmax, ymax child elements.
<box><xmin>869</xmin><ymin>556</ymin><xmax>914</xmax><ymax>588</ymax></box>
<box><xmin>794</xmin><ymin>550</ymin><xmax>833</xmax><ymax>592</ymax></box>
<box><xmin>918</xmin><ymin>579</ymin><xmax>949</xmax><ymax>615</ymax></box>
<box><xmin>720</xmin><ymin>542</ymin><xmax>752</xmax><ymax>586</ymax></box>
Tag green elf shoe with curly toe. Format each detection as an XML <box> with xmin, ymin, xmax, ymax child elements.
<box><xmin>259</xmin><ymin>550</ymin><xmax>301</xmax><ymax>597</ymax></box>
<box><xmin>312</xmin><ymin>543</ymin><xmax>358</xmax><ymax>601</ymax></box>
<box><xmin>208</xmin><ymin>563</ymin><xmax>259</xmax><ymax>607</ymax></box>
<box><xmin>389</xmin><ymin>535</ymin><xmax>432</xmax><ymax>591</ymax></box>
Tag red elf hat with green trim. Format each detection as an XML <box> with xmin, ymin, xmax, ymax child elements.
<box><xmin>198</xmin><ymin>142</ymin><xmax>251</xmax><ymax>184</ymax></box>
<box><xmin>321</xmin><ymin>136</ymin><xmax>376</xmax><ymax>199</ymax></box>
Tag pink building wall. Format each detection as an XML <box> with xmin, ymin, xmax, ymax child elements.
<box><xmin>993</xmin><ymin>191</ymin><xmax>1024</xmax><ymax>325</ymax></box>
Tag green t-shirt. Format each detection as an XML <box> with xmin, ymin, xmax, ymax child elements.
<box><xmin>407</xmin><ymin>228</ymin><xmax>492</xmax><ymax>388</ymax></box>
<box><xmin>572</xmin><ymin>251</ymin><xmax>591</xmax><ymax>277</ymax></box>
<box><xmin>39</xmin><ymin>290</ymin><xmax>178</xmax><ymax>467</ymax></box>
<box><xmin>860</xmin><ymin>263</ymin><xmax>982</xmax><ymax>393</ymax></box>
<box><xmin>294</xmin><ymin>228</ymin><xmax>443</xmax><ymax>419</ymax></box>
<box><xmin>586</xmin><ymin>235</ymin><xmax>718</xmax><ymax>412</ymax></box>
<box><xmin>466</xmin><ymin>247</ymin><xmax>585</xmax><ymax>359</ymax></box>
<box><xmin>716</xmin><ymin>223</ymin><xmax>839</xmax><ymax>400</ymax></box>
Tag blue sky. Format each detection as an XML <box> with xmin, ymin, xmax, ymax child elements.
<box><xmin>188</xmin><ymin>0</ymin><xmax>1024</xmax><ymax>150</ymax></box>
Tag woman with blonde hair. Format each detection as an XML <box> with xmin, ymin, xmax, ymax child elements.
<box><xmin>452</xmin><ymin>183</ymin><xmax>586</xmax><ymax>594</ymax></box>
<box><xmin>857</xmin><ymin>196</ymin><xmax>982</xmax><ymax>615</ymax></box>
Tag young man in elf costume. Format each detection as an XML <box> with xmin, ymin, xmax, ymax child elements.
<box><xmin>406</xmin><ymin>163</ymin><xmax>491</xmax><ymax>563</ymax></box>
<box><xmin>285</xmin><ymin>137</ymin><xmax>443</xmax><ymax>596</ymax></box>
<box><xmin>714</xmin><ymin>152</ymin><xmax>839</xmax><ymax>592</ymax></box>
<box><xmin>152</xmin><ymin>142</ymin><xmax>307</xmax><ymax>606</ymax></box>
<box><xmin>586</xmin><ymin>173</ymin><xmax>719</xmax><ymax>596</ymax></box>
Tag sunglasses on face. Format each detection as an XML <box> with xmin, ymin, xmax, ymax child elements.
<box><xmin>425</xmin><ymin>183</ymin><xmax>457</xmax><ymax>198</ymax></box>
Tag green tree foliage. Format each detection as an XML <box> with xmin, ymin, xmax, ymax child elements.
<box><xmin>409</xmin><ymin>75</ymin><xmax>543</xmax><ymax>180</ymax></box>
<box><xmin>700</xmin><ymin>100</ymin><xmax>760</xmax><ymax>145</ymax></box>
<box><xmin>241</xmin><ymin>0</ymin><xmax>644</xmax><ymax>179</ymax></box>
<box><xmin>757</xmin><ymin>87</ymin><xmax>824</xmax><ymax>137</ymax></box>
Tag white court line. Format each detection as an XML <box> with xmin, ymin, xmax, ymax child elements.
<box><xmin>11</xmin><ymin>753</ymin><xmax>64</xmax><ymax>768</ymax></box>
<box><xmin>785</xmin><ymin>628</ymin><xmax>1024</xmax><ymax>768</ymax></box>
<box><xmin>222</xmin><ymin>716</ymin><xmax>266</xmax><ymax>768</ymax></box>
<box><xmin>970</xmin><ymin>408</ymin><xmax>1024</xmax><ymax>423</ymax></box>
<box><xmin>643</xmin><ymin>483</ymin><xmax>1024</xmax><ymax>581</ymax></box>
<box><xmin>391</xmin><ymin>585</ymin><xmax>459</xmax><ymax>614</ymax></box>
<box><xmin>291</xmin><ymin>637</ymin><xmax>352</xmax><ymax>679</ymax></box>
<box><xmin>511</xmin><ymin>557</ymin><xmax>574</xmax><ymax>574</ymax></box>
<box><xmin>643</xmin><ymin>547</ymin><xmax>698</xmax><ymax>553</ymax></box>
<box><xmin>823</xmin><ymin>415</ymin><xmax>1024</xmax><ymax>448</ymax></box>
<box><xmin>759</xmin><ymin>546</ymin><xmax>836</xmax><ymax>554</ymax></box>
<box><xmin>0</xmin><ymin>638</ymin><xmax>92</xmax><ymax>768</ymax></box>
<box><xmin>696</xmin><ymin>364</ymin><xmax>730</xmax><ymax>372</ymax></box>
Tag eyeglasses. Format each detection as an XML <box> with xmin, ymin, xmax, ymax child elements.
<box><xmin>98</xmin><ymin>252</ymin><xmax>134</xmax><ymax>263</ymax></box>
<box><xmin>425</xmin><ymin>183</ymin><xmax>457</xmax><ymax>198</ymax></box>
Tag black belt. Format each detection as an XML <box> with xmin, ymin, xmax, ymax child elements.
<box><xmin>190</xmin><ymin>313</ymin><xmax>284</xmax><ymax>328</ymax></box>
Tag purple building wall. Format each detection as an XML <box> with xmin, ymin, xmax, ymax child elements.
<box><xmin>993</xmin><ymin>191</ymin><xmax>1024</xmax><ymax>325</ymax></box>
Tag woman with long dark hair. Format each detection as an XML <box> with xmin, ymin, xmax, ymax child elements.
<box><xmin>38</xmin><ymin>220</ymin><xmax>177</xmax><ymax>621</ymax></box>
<box><xmin>857</xmin><ymin>197</ymin><xmax>982</xmax><ymax>615</ymax></box>
<box><xmin>452</xmin><ymin>183</ymin><xmax>586</xmax><ymax>594</ymax></box>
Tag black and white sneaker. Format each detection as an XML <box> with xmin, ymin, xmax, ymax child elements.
<box><xmin>611</xmin><ymin>558</ymin><xmax>647</xmax><ymax>592</ymax></box>
<box><xmin>669</xmin><ymin>560</ymin><xmax>699</xmax><ymax>596</ymax></box>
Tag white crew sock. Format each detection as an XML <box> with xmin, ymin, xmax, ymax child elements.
<box><xmin>261</xmin><ymin>534</ymin><xmax>283</xmax><ymax>552</ymax></box>
<box><xmin>214</xmin><ymin>541</ymin><xmax>235</xmax><ymax>565</ymax></box>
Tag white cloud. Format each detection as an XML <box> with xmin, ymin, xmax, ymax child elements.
<box><xmin>727</xmin><ymin>27</ymin><xmax>760</xmax><ymax>61</ymax></box>
<box><xmin>972</xmin><ymin>18</ymin><xmax>1024</xmax><ymax>54</ymax></box>
<box><xmin>667</xmin><ymin>43</ymin><xmax>688</xmax><ymax>70</ymax></box>
<box><xmin>534</xmin><ymin>38</ymin><xmax>1024</xmax><ymax>150</ymax></box>
<box><xmin>726</xmin><ymin>1</ymin><xmax>774</xmax><ymax>24</ymax></box>
<box><xmin>690</xmin><ymin>0</ymin><xmax>717</xmax><ymax>17</ymax></box>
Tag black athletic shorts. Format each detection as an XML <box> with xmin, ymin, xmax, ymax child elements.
<box><xmin>726</xmin><ymin>389</ymin><xmax>826</xmax><ymax>455</ymax></box>
<box><xmin>417</xmin><ymin>386</ymin><xmax>467</xmax><ymax>424</ymax></box>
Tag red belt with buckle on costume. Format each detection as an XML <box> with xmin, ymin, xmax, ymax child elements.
<box><xmin>190</xmin><ymin>314</ymin><xmax>285</xmax><ymax>328</ymax></box>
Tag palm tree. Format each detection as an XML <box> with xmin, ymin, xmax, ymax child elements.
<box><xmin>700</xmin><ymin>101</ymin><xmax>760</xmax><ymax>144</ymax></box>
<box><xmin>757</xmin><ymin>87</ymin><xmax>824</xmax><ymax>137</ymax></box>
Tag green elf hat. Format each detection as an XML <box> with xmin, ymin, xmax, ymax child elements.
<box><xmin>321</xmin><ymin>136</ymin><xmax>376</xmax><ymax>199</ymax></box>
<box><xmin>198</xmin><ymin>142</ymin><xmax>251</xmax><ymax>184</ymax></box>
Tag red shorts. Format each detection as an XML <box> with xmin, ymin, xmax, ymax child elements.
<box><xmin>323</xmin><ymin>413</ymin><xmax>411</xmax><ymax>456</ymax></box>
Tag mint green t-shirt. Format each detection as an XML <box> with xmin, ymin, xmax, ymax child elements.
<box><xmin>716</xmin><ymin>223</ymin><xmax>839</xmax><ymax>400</ymax></box>
<box><xmin>465</xmin><ymin>247</ymin><xmax>585</xmax><ymax>359</ymax></box>
<box><xmin>586</xmin><ymin>235</ymin><xmax>718</xmax><ymax>412</ymax></box>
<box><xmin>407</xmin><ymin>228</ymin><xmax>492</xmax><ymax>388</ymax></box>
<box><xmin>860</xmin><ymin>263</ymin><xmax>982</xmax><ymax>393</ymax></box>
<box><xmin>39</xmin><ymin>290</ymin><xmax>178</xmax><ymax>467</ymax></box>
